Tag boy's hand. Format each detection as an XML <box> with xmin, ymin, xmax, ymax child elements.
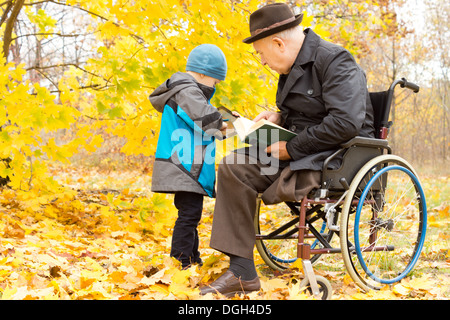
<box><xmin>220</xmin><ymin>122</ymin><xmax>228</xmax><ymax>132</ymax></box>
<box><xmin>265</xmin><ymin>141</ymin><xmax>291</xmax><ymax>160</ymax></box>
<box><xmin>254</xmin><ymin>111</ymin><xmax>282</xmax><ymax>125</ymax></box>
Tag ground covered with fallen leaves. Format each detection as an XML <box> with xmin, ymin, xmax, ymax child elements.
<box><xmin>0</xmin><ymin>163</ymin><xmax>448</xmax><ymax>300</ymax></box>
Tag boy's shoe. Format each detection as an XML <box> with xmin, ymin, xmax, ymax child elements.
<box><xmin>199</xmin><ymin>270</ymin><xmax>260</xmax><ymax>297</ymax></box>
<box><xmin>181</xmin><ymin>258</ymin><xmax>203</xmax><ymax>270</ymax></box>
<box><xmin>193</xmin><ymin>256</ymin><xmax>203</xmax><ymax>266</ymax></box>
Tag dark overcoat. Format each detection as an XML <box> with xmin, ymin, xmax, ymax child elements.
<box><xmin>280</xmin><ymin>28</ymin><xmax>375</xmax><ymax>171</ymax></box>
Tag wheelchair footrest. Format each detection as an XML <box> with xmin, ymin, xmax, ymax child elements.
<box><xmin>302</xmin><ymin>260</ymin><xmax>321</xmax><ymax>297</ymax></box>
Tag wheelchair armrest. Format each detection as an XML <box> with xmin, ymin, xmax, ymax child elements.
<box><xmin>340</xmin><ymin>136</ymin><xmax>389</xmax><ymax>149</ymax></box>
<box><xmin>320</xmin><ymin>136</ymin><xmax>391</xmax><ymax>194</ymax></box>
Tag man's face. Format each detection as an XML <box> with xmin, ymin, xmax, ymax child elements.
<box><xmin>253</xmin><ymin>37</ymin><xmax>291</xmax><ymax>75</ymax></box>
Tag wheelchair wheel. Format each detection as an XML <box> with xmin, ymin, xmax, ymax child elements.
<box><xmin>254</xmin><ymin>198</ymin><xmax>335</xmax><ymax>271</ymax></box>
<box><xmin>299</xmin><ymin>275</ymin><xmax>332</xmax><ymax>300</ymax></box>
<box><xmin>340</xmin><ymin>155</ymin><xmax>427</xmax><ymax>291</ymax></box>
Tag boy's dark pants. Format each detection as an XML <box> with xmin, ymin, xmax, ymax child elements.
<box><xmin>171</xmin><ymin>191</ymin><xmax>204</xmax><ymax>268</ymax></box>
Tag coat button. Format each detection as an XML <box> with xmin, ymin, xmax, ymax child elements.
<box><xmin>307</xmin><ymin>89</ymin><xmax>313</xmax><ymax>95</ymax></box>
<box><xmin>290</xmin><ymin>125</ymin><xmax>297</xmax><ymax>131</ymax></box>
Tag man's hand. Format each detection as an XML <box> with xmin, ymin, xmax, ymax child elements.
<box><xmin>254</xmin><ymin>111</ymin><xmax>282</xmax><ymax>125</ymax></box>
<box><xmin>265</xmin><ymin>141</ymin><xmax>291</xmax><ymax>160</ymax></box>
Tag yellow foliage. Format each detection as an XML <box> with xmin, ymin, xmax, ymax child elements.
<box><xmin>1</xmin><ymin>0</ymin><xmax>393</xmax><ymax>190</ymax></box>
<box><xmin>0</xmin><ymin>0</ymin><xmax>447</xmax><ymax>302</ymax></box>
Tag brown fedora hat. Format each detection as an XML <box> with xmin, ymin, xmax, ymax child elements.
<box><xmin>243</xmin><ymin>3</ymin><xmax>303</xmax><ymax>44</ymax></box>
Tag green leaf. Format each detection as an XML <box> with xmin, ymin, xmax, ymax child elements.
<box><xmin>97</xmin><ymin>101</ymin><xmax>108</xmax><ymax>114</ymax></box>
<box><xmin>108</xmin><ymin>107</ymin><xmax>123</xmax><ymax>119</ymax></box>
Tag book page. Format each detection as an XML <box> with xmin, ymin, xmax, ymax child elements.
<box><xmin>233</xmin><ymin>117</ymin><xmax>255</xmax><ymax>141</ymax></box>
<box><xmin>249</xmin><ymin>119</ymin><xmax>285</xmax><ymax>133</ymax></box>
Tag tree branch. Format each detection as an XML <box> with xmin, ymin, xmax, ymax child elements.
<box><xmin>2</xmin><ymin>0</ymin><xmax>25</xmax><ymax>60</ymax></box>
<box><xmin>0</xmin><ymin>1</ymin><xmax>13</xmax><ymax>27</ymax></box>
<box><xmin>26</xmin><ymin>0</ymin><xmax>147</xmax><ymax>47</ymax></box>
<box><xmin>26</xmin><ymin>63</ymin><xmax>108</xmax><ymax>82</ymax></box>
<box><xmin>23</xmin><ymin>0</ymin><xmax>109</xmax><ymax>21</ymax></box>
<box><xmin>11</xmin><ymin>31</ymin><xmax>97</xmax><ymax>40</ymax></box>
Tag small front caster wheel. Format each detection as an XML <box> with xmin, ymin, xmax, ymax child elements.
<box><xmin>299</xmin><ymin>275</ymin><xmax>332</xmax><ymax>300</ymax></box>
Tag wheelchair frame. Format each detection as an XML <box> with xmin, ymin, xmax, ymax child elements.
<box><xmin>254</xmin><ymin>78</ymin><xmax>426</xmax><ymax>299</ymax></box>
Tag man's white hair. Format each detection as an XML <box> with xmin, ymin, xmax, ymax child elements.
<box><xmin>259</xmin><ymin>25</ymin><xmax>303</xmax><ymax>47</ymax></box>
<box><xmin>268</xmin><ymin>25</ymin><xmax>303</xmax><ymax>41</ymax></box>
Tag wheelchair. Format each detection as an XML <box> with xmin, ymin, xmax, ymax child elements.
<box><xmin>254</xmin><ymin>78</ymin><xmax>427</xmax><ymax>299</ymax></box>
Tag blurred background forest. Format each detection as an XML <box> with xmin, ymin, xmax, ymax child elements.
<box><xmin>1</xmin><ymin>0</ymin><xmax>448</xmax><ymax>181</ymax></box>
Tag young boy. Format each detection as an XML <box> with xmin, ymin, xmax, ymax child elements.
<box><xmin>149</xmin><ymin>44</ymin><xmax>228</xmax><ymax>268</ymax></box>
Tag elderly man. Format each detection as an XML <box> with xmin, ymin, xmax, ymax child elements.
<box><xmin>200</xmin><ymin>3</ymin><xmax>374</xmax><ymax>297</ymax></box>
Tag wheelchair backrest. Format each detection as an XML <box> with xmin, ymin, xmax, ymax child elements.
<box><xmin>369</xmin><ymin>78</ymin><xmax>420</xmax><ymax>139</ymax></box>
<box><xmin>369</xmin><ymin>91</ymin><xmax>389</xmax><ymax>139</ymax></box>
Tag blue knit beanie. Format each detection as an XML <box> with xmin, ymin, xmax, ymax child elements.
<box><xmin>186</xmin><ymin>44</ymin><xmax>227</xmax><ymax>81</ymax></box>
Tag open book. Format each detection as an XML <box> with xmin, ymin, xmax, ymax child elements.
<box><xmin>218</xmin><ymin>106</ymin><xmax>297</xmax><ymax>146</ymax></box>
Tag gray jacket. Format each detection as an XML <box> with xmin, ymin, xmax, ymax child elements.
<box><xmin>149</xmin><ymin>72</ymin><xmax>223</xmax><ymax>197</ymax></box>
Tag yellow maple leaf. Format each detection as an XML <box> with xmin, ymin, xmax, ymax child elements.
<box><xmin>169</xmin><ymin>282</ymin><xmax>195</xmax><ymax>299</ymax></box>
<box><xmin>171</xmin><ymin>268</ymin><xmax>191</xmax><ymax>284</ymax></box>
<box><xmin>1</xmin><ymin>286</ymin><xmax>18</xmax><ymax>300</ymax></box>
<box><xmin>287</xmin><ymin>282</ymin><xmax>311</xmax><ymax>300</ymax></box>
<box><xmin>149</xmin><ymin>283</ymin><xmax>170</xmax><ymax>295</ymax></box>
<box><xmin>260</xmin><ymin>277</ymin><xmax>287</xmax><ymax>293</ymax></box>
<box><xmin>406</xmin><ymin>276</ymin><xmax>436</xmax><ymax>292</ymax></box>
<box><xmin>290</xmin><ymin>258</ymin><xmax>303</xmax><ymax>271</ymax></box>
<box><xmin>108</xmin><ymin>271</ymin><xmax>127</xmax><ymax>283</ymax></box>
<box><xmin>393</xmin><ymin>283</ymin><xmax>411</xmax><ymax>296</ymax></box>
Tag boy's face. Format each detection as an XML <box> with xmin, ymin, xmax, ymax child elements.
<box><xmin>199</xmin><ymin>75</ymin><xmax>221</xmax><ymax>88</ymax></box>
<box><xmin>186</xmin><ymin>71</ymin><xmax>222</xmax><ymax>88</ymax></box>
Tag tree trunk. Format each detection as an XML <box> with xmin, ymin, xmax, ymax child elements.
<box><xmin>2</xmin><ymin>0</ymin><xmax>25</xmax><ymax>61</ymax></box>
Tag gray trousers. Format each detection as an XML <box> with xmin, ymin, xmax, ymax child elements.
<box><xmin>209</xmin><ymin>152</ymin><xmax>321</xmax><ymax>260</ymax></box>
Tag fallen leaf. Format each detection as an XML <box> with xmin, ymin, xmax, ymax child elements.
<box><xmin>393</xmin><ymin>283</ymin><xmax>411</xmax><ymax>296</ymax></box>
<box><xmin>3</xmin><ymin>222</ymin><xmax>25</xmax><ymax>239</ymax></box>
